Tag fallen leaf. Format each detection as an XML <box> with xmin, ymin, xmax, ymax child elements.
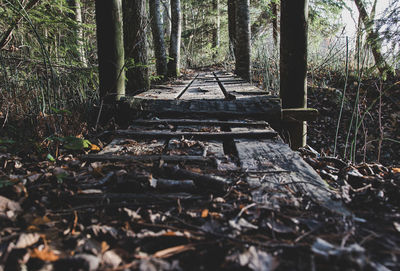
<box><xmin>153</xmin><ymin>244</ymin><xmax>195</xmax><ymax>258</ymax></box>
<box><xmin>392</xmin><ymin>168</ymin><xmax>400</xmax><ymax>173</ymax></box>
<box><xmin>90</xmin><ymin>144</ymin><xmax>100</xmax><ymax>151</ymax></box>
<box><xmin>30</xmin><ymin>247</ymin><xmax>59</xmax><ymax>261</ymax></box>
<box><xmin>32</xmin><ymin>215</ymin><xmax>51</xmax><ymax>226</ymax></box>
<box><xmin>201</xmin><ymin>209</ymin><xmax>209</xmax><ymax>218</ymax></box>
<box><xmin>15</xmin><ymin>233</ymin><xmax>40</xmax><ymax>249</ymax></box>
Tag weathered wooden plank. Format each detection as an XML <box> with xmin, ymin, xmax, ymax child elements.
<box><xmin>180</xmin><ymin>86</ymin><xmax>225</xmax><ymax>100</ymax></box>
<box><xmin>175</xmin><ymin>74</ymin><xmax>199</xmax><ymax>99</ymax></box>
<box><xmin>131</xmin><ymin>119</ymin><xmax>269</xmax><ymax>128</ymax></box>
<box><xmin>234</xmin><ymin>135</ymin><xmax>349</xmax><ymax>215</ymax></box>
<box><xmin>158</xmin><ymin>165</ymin><xmax>230</xmax><ymax>192</ymax></box>
<box><xmin>127</xmin><ymin>96</ymin><xmax>282</xmax><ymax>121</ymax></box>
<box><xmin>81</xmin><ymin>154</ymin><xmax>216</xmax><ymax>164</ymax></box>
<box><xmin>113</xmin><ymin>129</ymin><xmax>278</xmax><ymax>140</ymax></box>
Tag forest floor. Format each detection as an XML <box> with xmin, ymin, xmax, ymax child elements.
<box><xmin>0</xmin><ymin>71</ymin><xmax>399</xmax><ymax>270</ymax></box>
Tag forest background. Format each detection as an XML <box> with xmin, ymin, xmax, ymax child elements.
<box><xmin>0</xmin><ymin>0</ymin><xmax>399</xmax><ymax>166</ymax></box>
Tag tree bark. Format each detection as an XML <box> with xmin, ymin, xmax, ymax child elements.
<box><xmin>227</xmin><ymin>0</ymin><xmax>236</xmax><ymax>58</ymax></box>
<box><xmin>67</xmin><ymin>0</ymin><xmax>87</xmax><ymax>67</ymax></box>
<box><xmin>167</xmin><ymin>0</ymin><xmax>181</xmax><ymax>77</ymax></box>
<box><xmin>149</xmin><ymin>0</ymin><xmax>168</xmax><ymax>78</ymax></box>
<box><xmin>95</xmin><ymin>0</ymin><xmax>125</xmax><ymax>101</ymax></box>
<box><xmin>162</xmin><ymin>0</ymin><xmax>171</xmax><ymax>40</ymax></box>
<box><xmin>354</xmin><ymin>0</ymin><xmax>391</xmax><ymax>76</ymax></box>
<box><xmin>123</xmin><ymin>0</ymin><xmax>150</xmax><ymax>93</ymax></box>
<box><xmin>235</xmin><ymin>0</ymin><xmax>251</xmax><ymax>81</ymax></box>
<box><xmin>271</xmin><ymin>1</ymin><xmax>278</xmax><ymax>49</ymax></box>
<box><xmin>280</xmin><ymin>0</ymin><xmax>308</xmax><ymax>149</ymax></box>
<box><xmin>212</xmin><ymin>0</ymin><xmax>220</xmax><ymax>48</ymax></box>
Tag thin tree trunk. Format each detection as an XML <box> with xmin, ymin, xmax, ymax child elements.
<box><xmin>167</xmin><ymin>0</ymin><xmax>181</xmax><ymax>77</ymax></box>
<box><xmin>235</xmin><ymin>0</ymin><xmax>251</xmax><ymax>81</ymax></box>
<box><xmin>162</xmin><ymin>0</ymin><xmax>171</xmax><ymax>40</ymax></box>
<box><xmin>271</xmin><ymin>1</ymin><xmax>278</xmax><ymax>49</ymax></box>
<box><xmin>354</xmin><ymin>0</ymin><xmax>391</xmax><ymax>76</ymax></box>
<box><xmin>227</xmin><ymin>0</ymin><xmax>236</xmax><ymax>58</ymax></box>
<box><xmin>280</xmin><ymin>0</ymin><xmax>308</xmax><ymax>149</ymax></box>
<box><xmin>95</xmin><ymin>0</ymin><xmax>125</xmax><ymax>101</ymax></box>
<box><xmin>150</xmin><ymin>0</ymin><xmax>168</xmax><ymax>78</ymax></box>
<box><xmin>123</xmin><ymin>0</ymin><xmax>149</xmax><ymax>93</ymax></box>
<box><xmin>212</xmin><ymin>0</ymin><xmax>220</xmax><ymax>48</ymax></box>
<box><xmin>67</xmin><ymin>0</ymin><xmax>87</xmax><ymax>67</ymax></box>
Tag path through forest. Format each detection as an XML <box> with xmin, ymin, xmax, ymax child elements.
<box><xmin>0</xmin><ymin>71</ymin><xmax>399</xmax><ymax>270</ymax></box>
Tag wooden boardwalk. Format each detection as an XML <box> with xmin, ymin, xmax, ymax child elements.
<box><xmin>90</xmin><ymin>71</ymin><xmax>348</xmax><ymax>215</ymax></box>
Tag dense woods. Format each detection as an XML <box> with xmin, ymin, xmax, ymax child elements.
<box><xmin>0</xmin><ymin>0</ymin><xmax>400</xmax><ymax>270</ymax></box>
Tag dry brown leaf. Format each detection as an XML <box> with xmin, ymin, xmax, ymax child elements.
<box><xmin>392</xmin><ymin>168</ymin><xmax>400</xmax><ymax>173</ymax></box>
<box><xmin>30</xmin><ymin>247</ymin><xmax>59</xmax><ymax>262</ymax></box>
<box><xmin>153</xmin><ymin>244</ymin><xmax>195</xmax><ymax>258</ymax></box>
<box><xmin>201</xmin><ymin>209</ymin><xmax>209</xmax><ymax>218</ymax></box>
<box><xmin>162</xmin><ymin>231</ymin><xmax>178</xmax><ymax>236</ymax></box>
<box><xmin>15</xmin><ymin>233</ymin><xmax>40</xmax><ymax>248</ymax></box>
<box><xmin>32</xmin><ymin>215</ymin><xmax>51</xmax><ymax>226</ymax></box>
<box><xmin>101</xmin><ymin>241</ymin><xmax>110</xmax><ymax>253</ymax></box>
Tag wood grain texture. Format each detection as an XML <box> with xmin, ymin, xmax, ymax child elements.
<box><xmin>234</xmin><ymin>137</ymin><xmax>349</xmax><ymax>215</ymax></box>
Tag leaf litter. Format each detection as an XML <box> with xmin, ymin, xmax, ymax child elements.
<box><xmin>0</xmin><ymin>124</ymin><xmax>399</xmax><ymax>271</ymax></box>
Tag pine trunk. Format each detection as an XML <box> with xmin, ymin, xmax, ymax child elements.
<box><xmin>280</xmin><ymin>0</ymin><xmax>308</xmax><ymax>149</ymax></box>
<box><xmin>227</xmin><ymin>0</ymin><xmax>236</xmax><ymax>58</ymax></box>
<box><xmin>167</xmin><ymin>0</ymin><xmax>181</xmax><ymax>77</ymax></box>
<box><xmin>163</xmin><ymin>0</ymin><xmax>171</xmax><ymax>40</ymax></box>
<box><xmin>150</xmin><ymin>0</ymin><xmax>168</xmax><ymax>78</ymax></box>
<box><xmin>235</xmin><ymin>0</ymin><xmax>251</xmax><ymax>81</ymax></box>
<box><xmin>212</xmin><ymin>0</ymin><xmax>220</xmax><ymax>48</ymax></box>
<box><xmin>271</xmin><ymin>1</ymin><xmax>278</xmax><ymax>49</ymax></box>
<box><xmin>123</xmin><ymin>0</ymin><xmax>149</xmax><ymax>93</ymax></box>
<box><xmin>95</xmin><ymin>0</ymin><xmax>125</xmax><ymax>101</ymax></box>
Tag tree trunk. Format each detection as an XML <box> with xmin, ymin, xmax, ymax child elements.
<box><xmin>227</xmin><ymin>0</ymin><xmax>236</xmax><ymax>59</ymax></box>
<box><xmin>271</xmin><ymin>1</ymin><xmax>278</xmax><ymax>49</ymax></box>
<box><xmin>212</xmin><ymin>0</ymin><xmax>220</xmax><ymax>48</ymax></box>
<box><xmin>150</xmin><ymin>0</ymin><xmax>168</xmax><ymax>78</ymax></box>
<box><xmin>354</xmin><ymin>0</ymin><xmax>391</xmax><ymax>76</ymax></box>
<box><xmin>123</xmin><ymin>0</ymin><xmax>149</xmax><ymax>93</ymax></box>
<box><xmin>67</xmin><ymin>0</ymin><xmax>87</xmax><ymax>67</ymax></box>
<box><xmin>167</xmin><ymin>0</ymin><xmax>181</xmax><ymax>77</ymax></box>
<box><xmin>235</xmin><ymin>0</ymin><xmax>251</xmax><ymax>81</ymax></box>
<box><xmin>95</xmin><ymin>0</ymin><xmax>125</xmax><ymax>101</ymax></box>
<box><xmin>162</xmin><ymin>0</ymin><xmax>171</xmax><ymax>40</ymax></box>
<box><xmin>280</xmin><ymin>0</ymin><xmax>308</xmax><ymax>149</ymax></box>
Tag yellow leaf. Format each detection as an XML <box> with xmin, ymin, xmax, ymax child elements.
<box><xmin>101</xmin><ymin>241</ymin><xmax>110</xmax><ymax>253</ymax></box>
<box><xmin>201</xmin><ymin>209</ymin><xmax>209</xmax><ymax>218</ymax></box>
<box><xmin>90</xmin><ymin>144</ymin><xmax>100</xmax><ymax>151</ymax></box>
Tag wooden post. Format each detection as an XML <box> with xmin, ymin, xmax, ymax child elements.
<box><xmin>167</xmin><ymin>0</ymin><xmax>182</xmax><ymax>78</ymax></box>
<box><xmin>150</xmin><ymin>0</ymin><xmax>168</xmax><ymax>78</ymax></box>
<box><xmin>227</xmin><ymin>0</ymin><xmax>236</xmax><ymax>59</ymax></box>
<box><xmin>280</xmin><ymin>0</ymin><xmax>308</xmax><ymax>149</ymax></box>
<box><xmin>95</xmin><ymin>0</ymin><xmax>125</xmax><ymax>101</ymax></box>
<box><xmin>123</xmin><ymin>0</ymin><xmax>150</xmax><ymax>93</ymax></box>
<box><xmin>235</xmin><ymin>0</ymin><xmax>251</xmax><ymax>81</ymax></box>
